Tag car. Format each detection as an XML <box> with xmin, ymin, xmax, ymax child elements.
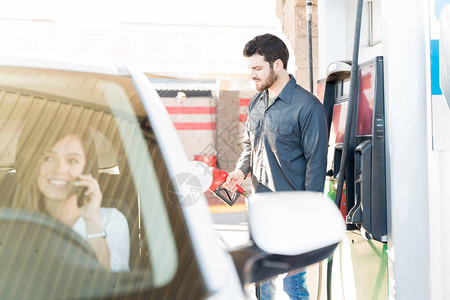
<box><xmin>0</xmin><ymin>59</ymin><xmax>345</xmax><ymax>299</ymax></box>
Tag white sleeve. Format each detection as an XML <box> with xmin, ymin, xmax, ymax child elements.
<box><xmin>102</xmin><ymin>208</ymin><xmax>130</xmax><ymax>272</ymax></box>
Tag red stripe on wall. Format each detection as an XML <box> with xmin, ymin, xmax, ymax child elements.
<box><xmin>166</xmin><ymin>107</ymin><xmax>216</xmax><ymax>114</ymax></box>
<box><xmin>239</xmin><ymin>98</ymin><xmax>251</xmax><ymax>106</ymax></box>
<box><xmin>173</xmin><ymin>122</ymin><xmax>216</xmax><ymax>130</ymax></box>
<box><xmin>239</xmin><ymin>114</ymin><xmax>248</xmax><ymax>122</ymax></box>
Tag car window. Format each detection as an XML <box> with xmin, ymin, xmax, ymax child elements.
<box><xmin>0</xmin><ymin>66</ymin><xmax>208</xmax><ymax>299</ymax></box>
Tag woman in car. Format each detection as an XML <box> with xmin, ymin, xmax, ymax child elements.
<box><xmin>12</xmin><ymin>120</ymin><xmax>130</xmax><ymax>272</ymax></box>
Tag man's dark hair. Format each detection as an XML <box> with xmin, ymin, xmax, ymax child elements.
<box><xmin>243</xmin><ymin>33</ymin><xmax>289</xmax><ymax>70</ymax></box>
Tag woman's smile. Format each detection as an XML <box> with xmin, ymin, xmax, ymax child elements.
<box><xmin>47</xmin><ymin>178</ymin><xmax>71</xmax><ymax>188</ymax></box>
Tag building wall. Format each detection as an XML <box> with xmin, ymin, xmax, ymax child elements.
<box><xmin>215</xmin><ymin>90</ymin><xmax>254</xmax><ymax>172</ymax></box>
<box><xmin>276</xmin><ymin>0</ymin><xmax>319</xmax><ymax>93</ymax></box>
<box><xmin>216</xmin><ymin>91</ymin><xmax>240</xmax><ymax>171</ymax></box>
<box><xmin>161</xmin><ymin>96</ymin><xmax>217</xmax><ymax>163</ymax></box>
<box><xmin>161</xmin><ymin>91</ymin><xmax>254</xmax><ymax>172</ymax></box>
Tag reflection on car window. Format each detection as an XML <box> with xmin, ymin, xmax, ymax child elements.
<box><xmin>0</xmin><ymin>67</ymin><xmax>191</xmax><ymax>299</ymax></box>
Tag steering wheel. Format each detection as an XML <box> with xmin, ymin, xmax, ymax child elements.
<box><xmin>0</xmin><ymin>207</ymin><xmax>97</xmax><ymax>251</ymax></box>
<box><xmin>0</xmin><ymin>207</ymin><xmax>100</xmax><ymax>267</ymax></box>
<box><xmin>0</xmin><ymin>207</ymin><xmax>111</xmax><ymax>298</ymax></box>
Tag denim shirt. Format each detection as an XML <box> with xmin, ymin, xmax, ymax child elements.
<box><xmin>236</xmin><ymin>76</ymin><xmax>328</xmax><ymax>192</ymax></box>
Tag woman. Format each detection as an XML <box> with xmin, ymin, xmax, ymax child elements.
<box><xmin>13</xmin><ymin>119</ymin><xmax>130</xmax><ymax>272</ymax></box>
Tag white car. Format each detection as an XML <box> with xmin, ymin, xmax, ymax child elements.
<box><xmin>0</xmin><ymin>60</ymin><xmax>345</xmax><ymax>299</ymax></box>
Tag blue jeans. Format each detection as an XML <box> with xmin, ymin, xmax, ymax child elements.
<box><xmin>260</xmin><ymin>271</ymin><xmax>309</xmax><ymax>300</ymax></box>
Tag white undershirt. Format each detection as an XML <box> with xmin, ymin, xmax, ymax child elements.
<box><xmin>73</xmin><ymin>207</ymin><xmax>130</xmax><ymax>272</ymax></box>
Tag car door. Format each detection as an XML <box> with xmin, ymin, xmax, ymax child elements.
<box><xmin>0</xmin><ymin>65</ymin><xmax>235</xmax><ymax>299</ymax></box>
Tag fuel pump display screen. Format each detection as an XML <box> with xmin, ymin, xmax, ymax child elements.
<box><xmin>329</xmin><ymin>103</ymin><xmax>347</xmax><ymax>145</ymax></box>
<box><xmin>356</xmin><ymin>64</ymin><xmax>375</xmax><ymax>136</ymax></box>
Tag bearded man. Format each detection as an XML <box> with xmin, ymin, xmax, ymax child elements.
<box><xmin>223</xmin><ymin>33</ymin><xmax>328</xmax><ymax>300</ymax></box>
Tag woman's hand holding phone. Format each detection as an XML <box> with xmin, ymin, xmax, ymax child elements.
<box><xmin>73</xmin><ymin>174</ymin><xmax>103</xmax><ymax>223</ymax></box>
<box><xmin>73</xmin><ymin>174</ymin><xmax>110</xmax><ymax>270</ymax></box>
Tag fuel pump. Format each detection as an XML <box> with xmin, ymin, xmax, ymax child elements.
<box><xmin>319</xmin><ymin>57</ymin><xmax>387</xmax><ymax>242</ymax></box>
<box><xmin>318</xmin><ymin>57</ymin><xmax>388</xmax><ymax>299</ymax></box>
<box><xmin>319</xmin><ymin>60</ymin><xmax>353</xmax><ymax>219</ymax></box>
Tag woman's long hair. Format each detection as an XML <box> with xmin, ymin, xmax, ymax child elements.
<box><xmin>13</xmin><ymin>116</ymin><xmax>98</xmax><ymax>213</ymax></box>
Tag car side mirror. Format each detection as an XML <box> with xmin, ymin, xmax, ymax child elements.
<box><xmin>248</xmin><ymin>191</ymin><xmax>345</xmax><ymax>255</ymax></box>
<box><xmin>230</xmin><ymin>191</ymin><xmax>345</xmax><ymax>285</ymax></box>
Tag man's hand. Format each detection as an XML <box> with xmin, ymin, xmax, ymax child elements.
<box><xmin>222</xmin><ymin>169</ymin><xmax>245</xmax><ymax>193</ymax></box>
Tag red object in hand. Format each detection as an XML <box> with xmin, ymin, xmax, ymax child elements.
<box><xmin>209</xmin><ymin>168</ymin><xmax>246</xmax><ymax>206</ymax></box>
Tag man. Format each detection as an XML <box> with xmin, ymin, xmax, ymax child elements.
<box><xmin>223</xmin><ymin>33</ymin><xmax>328</xmax><ymax>299</ymax></box>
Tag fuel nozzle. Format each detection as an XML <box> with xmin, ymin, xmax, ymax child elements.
<box><xmin>208</xmin><ymin>167</ymin><xmax>247</xmax><ymax>206</ymax></box>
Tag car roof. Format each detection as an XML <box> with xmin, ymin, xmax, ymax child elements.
<box><xmin>0</xmin><ymin>57</ymin><xmax>126</xmax><ymax>76</ymax></box>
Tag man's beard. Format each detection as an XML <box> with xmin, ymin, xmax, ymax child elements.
<box><xmin>256</xmin><ymin>69</ymin><xmax>278</xmax><ymax>92</ymax></box>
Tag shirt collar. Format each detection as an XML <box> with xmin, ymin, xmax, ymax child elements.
<box><xmin>260</xmin><ymin>75</ymin><xmax>297</xmax><ymax>104</ymax></box>
<box><xmin>276</xmin><ymin>75</ymin><xmax>296</xmax><ymax>104</ymax></box>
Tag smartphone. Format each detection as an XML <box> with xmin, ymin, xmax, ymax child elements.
<box><xmin>76</xmin><ymin>186</ymin><xmax>87</xmax><ymax>207</ymax></box>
